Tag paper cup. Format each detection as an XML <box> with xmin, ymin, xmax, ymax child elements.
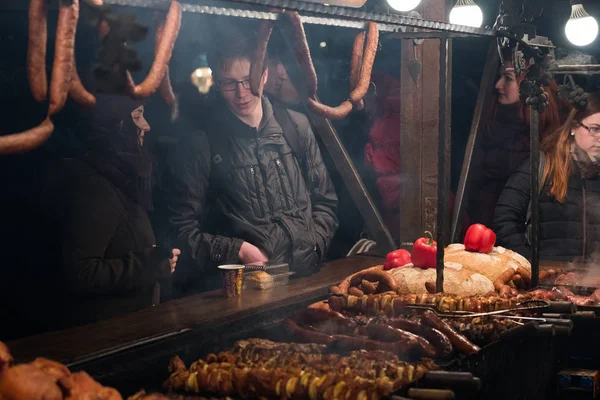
<box><xmin>218</xmin><ymin>265</ymin><xmax>245</xmax><ymax>297</ymax></box>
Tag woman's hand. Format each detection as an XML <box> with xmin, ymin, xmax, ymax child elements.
<box><xmin>169</xmin><ymin>248</ymin><xmax>181</xmax><ymax>273</ymax></box>
<box><xmin>238</xmin><ymin>242</ymin><xmax>268</xmax><ymax>265</ymax></box>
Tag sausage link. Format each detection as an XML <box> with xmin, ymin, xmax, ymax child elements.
<box><xmin>250</xmin><ymin>20</ymin><xmax>274</xmax><ymax>96</ymax></box>
<box><xmin>349</xmin><ymin>31</ymin><xmax>365</xmax><ymax>90</ymax></box>
<box><xmin>348</xmin><ymin>269</ymin><xmax>398</xmax><ymax>293</ymax></box>
<box><xmin>154</xmin><ymin>13</ymin><xmax>176</xmax><ymax>106</ymax></box>
<box><xmin>365</xmin><ymin>323</ymin><xmax>436</xmax><ymax>358</ymax></box>
<box><xmin>387</xmin><ymin>318</ymin><xmax>453</xmax><ymax>359</ymax></box>
<box><xmin>349</xmin><ymin>22</ymin><xmax>378</xmax><ymax>103</ymax></box>
<box><xmin>512</xmin><ymin>274</ymin><xmax>526</xmax><ymax>290</ymax></box>
<box><xmin>307</xmin><ymin>98</ymin><xmax>353</xmax><ymax>120</ymax></box>
<box><xmin>421</xmin><ymin>310</ymin><xmax>480</xmax><ymax>355</ymax></box>
<box><xmin>69</xmin><ymin>66</ymin><xmax>96</xmax><ymax>108</ymax></box>
<box><xmin>361</xmin><ymin>280</ymin><xmax>377</xmax><ymax>295</ymax></box>
<box><xmin>328</xmin><ymin>296</ymin><xmax>344</xmax><ymax>312</ymax></box>
<box><xmin>131</xmin><ymin>1</ymin><xmax>182</xmax><ymax>99</ymax></box>
<box><xmin>28</xmin><ymin>0</ymin><xmax>48</xmax><ymax>102</ymax></box>
<box><xmin>283</xmin><ymin>319</ymin><xmax>334</xmax><ymax>345</ymax></box>
<box><xmin>330</xmin><ymin>286</ymin><xmax>343</xmax><ymax>295</ymax></box>
<box><xmin>307</xmin><ymin>300</ymin><xmax>330</xmax><ymax>311</ymax></box>
<box><xmin>283</xmin><ymin>11</ymin><xmax>317</xmax><ymax>97</ymax></box>
<box><xmin>425</xmin><ymin>281</ymin><xmax>437</xmax><ymax>294</ymax></box>
<box><xmin>493</xmin><ymin>268</ymin><xmax>516</xmax><ymax>291</ymax></box>
<box><xmin>516</xmin><ymin>267</ymin><xmax>531</xmax><ymax>287</ymax></box>
<box><xmin>49</xmin><ymin>0</ymin><xmax>79</xmax><ymax>116</ymax></box>
<box><xmin>498</xmin><ymin>285</ymin><xmax>512</xmax><ymax>298</ymax></box>
<box><xmin>348</xmin><ymin>287</ymin><xmax>365</xmax><ymax>297</ymax></box>
<box><xmin>337</xmin><ymin>265</ymin><xmax>385</xmax><ymax>294</ymax></box>
<box><xmin>0</xmin><ymin>118</ymin><xmax>54</xmax><ymax>155</ymax></box>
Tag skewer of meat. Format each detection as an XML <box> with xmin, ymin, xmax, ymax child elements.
<box><xmin>349</xmin><ymin>22</ymin><xmax>378</xmax><ymax>103</ymax></box>
<box><xmin>27</xmin><ymin>0</ymin><xmax>48</xmax><ymax>102</ymax></box>
<box><xmin>128</xmin><ymin>0</ymin><xmax>182</xmax><ymax>100</ymax></box>
<box><xmin>250</xmin><ymin>20</ymin><xmax>274</xmax><ymax>96</ymax></box>
<box><xmin>0</xmin><ymin>118</ymin><xmax>54</xmax><ymax>155</ymax></box>
<box><xmin>49</xmin><ymin>0</ymin><xmax>79</xmax><ymax>116</ymax></box>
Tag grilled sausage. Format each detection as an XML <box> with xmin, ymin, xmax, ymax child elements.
<box><xmin>27</xmin><ymin>0</ymin><xmax>48</xmax><ymax>102</ymax></box>
<box><xmin>328</xmin><ymin>296</ymin><xmax>344</xmax><ymax>312</ymax></box>
<box><xmin>425</xmin><ymin>280</ymin><xmax>437</xmax><ymax>294</ymax></box>
<box><xmin>350</xmin><ymin>32</ymin><xmax>365</xmax><ymax>89</ymax></box>
<box><xmin>49</xmin><ymin>0</ymin><xmax>79</xmax><ymax>116</ymax></box>
<box><xmin>283</xmin><ymin>319</ymin><xmax>334</xmax><ymax>345</ymax></box>
<box><xmin>337</xmin><ymin>265</ymin><xmax>385</xmax><ymax>294</ymax></box>
<box><xmin>493</xmin><ymin>268</ymin><xmax>516</xmax><ymax>291</ymax></box>
<box><xmin>250</xmin><ymin>20</ymin><xmax>274</xmax><ymax>96</ymax></box>
<box><xmin>349</xmin><ymin>287</ymin><xmax>365</xmax><ymax>297</ymax></box>
<box><xmin>387</xmin><ymin>318</ymin><xmax>453</xmax><ymax>359</ymax></box>
<box><xmin>516</xmin><ymin>267</ymin><xmax>531</xmax><ymax>287</ymax></box>
<box><xmin>361</xmin><ymin>279</ymin><xmax>377</xmax><ymax>295</ymax></box>
<box><xmin>283</xmin><ymin>11</ymin><xmax>317</xmax><ymax>97</ymax></box>
<box><xmin>512</xmin><ymin>274</ymin><xmax>526</xmax><ymax>290</ymax></box>
<box><xmin>365</xmin><ymin>323</ymin><xmax>436</xmax><ymax>358</ymax></box>
<box><xmin>348</xmin><ymin>268</ymin><xmax>398</xmax><ymax>293</ymax></box>
<box><xmin>421</xmin><ymin>310</ymin><xmax>480</xmax><ymax>355</ymax></box>
<box><xmin>330</xmin><ymin>285</ymin><xmax>343</xmax><ymax>295</ymax></box>
<box><xmin>0</xmin><ymin>118</ymin><xmax>54</xmax><ymax>155</ymax></box>
<box><xmin>131</xmin><ymin>0</ymin><xmax>182</xmax><ymax>99</ymax></box>
<box><xmin>349</xmin><ymin>22</ymin><xmax>378</xmax><ymax>103</ymax></box>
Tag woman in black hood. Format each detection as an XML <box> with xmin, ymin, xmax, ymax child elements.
<box><xmin>37</xmin><ymin>93</ymin><xmax>180</xmax><ymax>330</ymax></box>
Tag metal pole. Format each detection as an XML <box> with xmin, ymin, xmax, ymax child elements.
<box><xmin>451</xmin><ymin>42</ymin><xmax>498</xmax><ymax>241</ymax></box>
<box><xmin>436</xmin><ymin>37</ymin><xmax>449</xmax><ymax>293</ymax></box>
<box><xmin>530</xmin><ymin>109</ymin><xmax>540</xmax><ymax>287</ymax></box>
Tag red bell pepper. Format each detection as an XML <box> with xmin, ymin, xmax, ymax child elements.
<box><xmin>384</xmin><ymin>249</ymin><xmax>411</xmax><ymax>270</ymax></box>
<box><xmin>464</xmin><ymin>224</ymin><xmax>496</xmax><ymax>254</ymax></box>
<box><xmin>411</xmin><ymin>231</ymin><xmax>437</xmax><ymax>269</ymax></box>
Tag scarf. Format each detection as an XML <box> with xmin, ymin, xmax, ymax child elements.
<box><xmin>571</xmin><ymin>142</ymin><xmax>600</xmax><ymax>179</ymax></box>
<box><xmin>82</xmin><ymin>94</ymin><xmax>154</xmax><ymax>210</ymax></box>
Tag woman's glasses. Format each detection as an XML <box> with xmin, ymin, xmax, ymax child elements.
<box><xmin>580</xmin><ymin>121</ymin><xmax>600</xmax><ymax>138</ymax></box>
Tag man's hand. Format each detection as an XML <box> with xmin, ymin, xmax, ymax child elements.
<box><xmin>238</xmin><ymin>242</ymin><xmax>269</xmax><ymax>264</ymax></box>
<box><xmin>169</xmin><ymin>249</ymin><xmax>181</xmax><ymax>273</ymax></box>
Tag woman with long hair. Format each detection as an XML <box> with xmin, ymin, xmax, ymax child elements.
<box><xmin>493</xmin><ymin>92</ymin><xmax>600</xmax><ymax>261</ymax></box>
<box><xmin>467</xmin><ymin>52</ymin><xmax>563</xmax><ymax>228</ymax></box>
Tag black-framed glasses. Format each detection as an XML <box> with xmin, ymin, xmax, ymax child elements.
<box><xmin>217</xmin><ymin>79</ymin><xmax>251</xmax><ymax>91</ymax></box>
<box><xmin>579</xmin><ymin>121</ymin><xmax>600</xmax><ymax>138</ymax></box>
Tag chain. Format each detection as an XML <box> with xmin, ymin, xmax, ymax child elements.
<box><xmin>103</xmin><ymin>0</ymin><xmax>496</xmax><ymax>36</ymax></box>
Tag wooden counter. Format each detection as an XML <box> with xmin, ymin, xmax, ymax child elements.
<box><xmin>6</xmin><ymin>255</ymin><xmax>383</xmax><ymax>365</ymax></box>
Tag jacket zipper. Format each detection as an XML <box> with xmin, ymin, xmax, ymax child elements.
<box><xmin>250</xmin><ymin>166</ymin><xmax>265</xmax><ymax>218</ymax></box>
<box><xmin>275</xmin><ymin>159</ymin><xmax>292</xmax><ymax>209</ymax></box>
<box><xmin>582</xmin><ymin>177</ymin><xmax>587</xmax><ymax>258</ymax></box>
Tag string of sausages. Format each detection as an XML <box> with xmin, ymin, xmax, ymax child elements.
<box><xmin>249</xmin><ymin>12</ymin><xmax>378</xmax><ymax>120</ymax></box>
<box><xmin>1</xmin><ymin>0</ymin><xmax>180</xmax><ymax>156</ymax></box>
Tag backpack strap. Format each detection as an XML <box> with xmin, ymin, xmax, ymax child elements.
<box><xmin>271</xmin><ymin>101</ymin><xmax>306</xmax><ymax>169</ymax></box>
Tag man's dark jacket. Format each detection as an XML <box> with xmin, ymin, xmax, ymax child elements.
<box><xmin>164</xmin><ymin>97</ymin><xmax>338</xmax><ymax>290</ymax></box>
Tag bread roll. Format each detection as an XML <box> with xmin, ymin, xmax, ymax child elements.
<box><xmin>244</xmin><ymin>271</ymin><xmax>274</xmax><ymax>290</ymax></box>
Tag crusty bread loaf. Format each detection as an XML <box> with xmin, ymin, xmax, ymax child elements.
<box><xmin>389</xmin><ymin>263</ymin><xmax>494</xmax><ymax>296</ymax></box>
<box><xmin>444</xmin><ymin>244</ymin><xmax>530</xmax><ymax>282</ymax></box>
<box><xmin>244</xmin><ymin>271</ymin><xmax>274</xmax><ymax>290</ymax></box>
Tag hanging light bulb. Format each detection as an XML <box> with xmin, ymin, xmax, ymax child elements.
<box><xmin>449</xmin><ymin>0</ymin><xmax>483</xmax><ymax>28</ymax></box>
<box><xmin>386</xmin><ymin>0</ymin><xmax>421</xmax><ymax>12</ymax></box>
<box><xmin>565</xmin><ymin>3</ymin><xmax>598</xmax><ymax>47</ymax></box>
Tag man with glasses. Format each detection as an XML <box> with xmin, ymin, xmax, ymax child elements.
<box><xmin>164</xmin><ymin>37</ymin><xmax>339</xmax><ymax>294</ymax></box>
